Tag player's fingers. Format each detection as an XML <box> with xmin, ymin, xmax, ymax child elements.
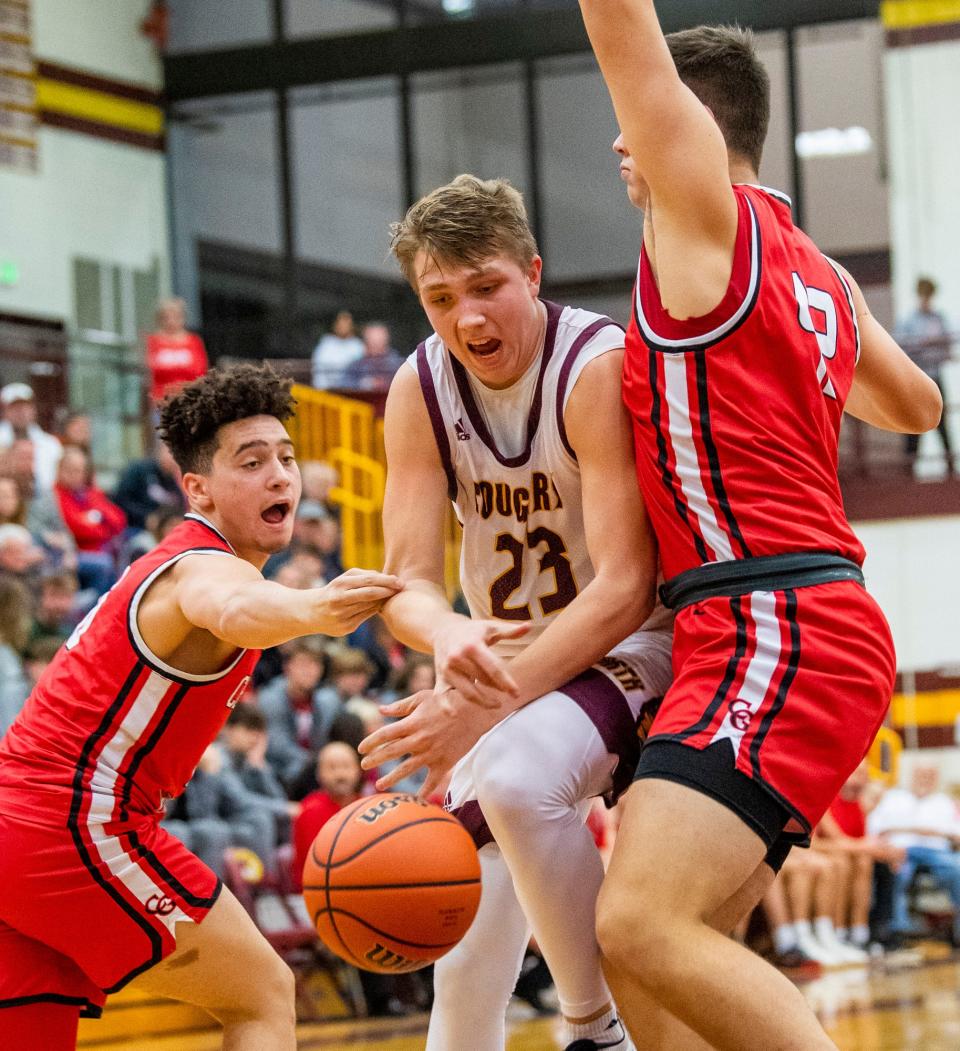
<box><xmin>379</xmin><ymin>697</ymin><xmax>415</xmax><ymax>718</ymax></box>
<box><xmin>443</xmin><ymin>669</ymin><xmax>490</xmax><ymax>706</ymax></box>
<box><xmin>338</xmin><ymin>570</ymin><xmax>404</xmax><ymax>591</ymax></box>
<box><xmin>360</xmin><ymin>738</ymin><xmax>408</xmax><ymax>770</ymax></box>
<box><xmin>376</xmin><ymin>757</ymin><xmax>424</xmax><ymax>792</ymax></box>
<box><xmin>358</xmin><ymin>722</ymin><xmax>403</xmax><ymax>756</ymax></box>
<box><xmin>486</xmin><ymin>621</ymin><xmax>531</xmax><ymax>642</ymax></box>
<box><xmin>420</xmin><ymin>767</ymin><xmax>447</xmax><ymax>800</ymax></box>
<box><xmin>463</xmin><ymin>647</ymin><xmax>519</xmax><ymax>697</ymax></box>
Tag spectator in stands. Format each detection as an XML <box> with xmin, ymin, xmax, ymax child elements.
<box><xmin>342</xmin><ymin>322</ymin><xmax>404</xmax><ymax>392</ymax></box>
<box><xmin>22</xmin><ymin>635</ymin><xmax>62</xmax><ymax>690</ymax></box>
<box><xmin>56</xmin><ymin>410</ymin><xmax>92</xmax><ymax>454</ymax></box>
<box><xmin>0</xmin><ymin>475</ymin><xmax>25</xmax><ymax>528</ymax></box>
<box><xmin>29</xmin><ymin>570</ymin><xmax>79</xmax><ymax>646</ymax></box>
<box><xmin>259</xmin><ymin>637</ymin><xmax>339</xmax><ymax>785</ymax></box>
<box><xmin>146</xmin><ymin>296</ymin><xmax>209</xmax><ymax>404</ymax></box>
<box><xmin>896</xmin><ymin>277</ymin><xmax>955</xmax><ymax>474</ymax></box>
<box><xmin>300</xmin><ymin>460</ymin><xmax>340</xmax><ymax>519</ymax></box>
<box><xmin>53</xmin><ymin>445</ymin><xmax>126</xmax><ymax>596</ymax></box>
<box><xmin>2</xmin><ymin>439</ymin><xmax>76</xmax><ymax>566</ymax></box>
<box><xmin>311</xmin><ymin>309</ymin><xmax>364</xmax><ymax>389</ymax></box>
<box><xmin>814</xmin><ymin>761</ymin><xmax>904</xmax><ymax>952</ymax></box>
<box><xmin>223</xmin><ymin>705</ymin><xmax>301</xmax><ymax>845</ymax></box>
<box><xmin>163</xmin><ymin>743</ymin><xmax>277</xmax><ymax>879</ymax></box>
<box><xmin>322</xmin><ymin>646</ymin><xmax>375</xmax><ymax>707</ymax></box>
<box><xmin>869</xmin><ymin>762</ymin><xmax>960</xmax><ymax>945</ymax></box>
<box><xmin>113</xmin><ymin>441</ymin><xmax>185</xmax><ymax>531</ymax></box>
<box><xmin>0</xmin><ymin>574</ymin><xmax>31</xmax><ymax>737</ymax></box>
<box><xmin>0</xmin><ymin>523</ymin><xmax>46</xmax><ymax>585</ymax></box>
<box><xmin>293</xmin><ymin>742</ymin><xmax>366</xmax><ymax>888</ymax></box>
<box><xmin>0</xmin><ymin>383</ymin><xmax>62</xmax><ymax>491</ymax></box>
<box><xmin>762</xmin><ymin>848</ymin><xmax>866</xmax><ymax>968</ymax></box>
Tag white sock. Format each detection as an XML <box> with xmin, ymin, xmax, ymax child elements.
<box><xmin>850</xmin><ymin>924</ymin><xmax>870</xmax><ymax>947</ymax></box>
<box><xmin>836</xmin><ymin>926</ymin><xmax>849</xmax><ymax>942</ymax></box>
<box><xmin>773</xmin><ymin>923</ymin><xmax>799</xmax><ymax>955</ymax></box>
<box><xmin>814</xmin><ymin>917</ymin><xmax>838</xmax><ymax>945</ymax></box>
<box><xmin>563</xmin><ymin>1006</ymin><xmax>619</xmax><ymax>1044</ymax></box>
<box><xmin>426</xmin><ymin>845</ymin><xmax>530</xmax><ymax>1051</ymax></box>
<box><xmin>795</xmin><ymin>919</ymin><xmax>813</xmax><ymax>939</ymax></box>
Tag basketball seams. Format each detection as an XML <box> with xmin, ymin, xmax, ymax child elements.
<box><xmin>310</xmin><ymin>907</ymin><xmax>464</xmax><ymax>951</ymax></box>
<box><xmin>302</xmin><ymin>878</ymin><xmax>482</xmax><ymax>891</ymax></box>
<box><xmin>317</xmin><ymin>795</ymin><xmax>373</xmax><ymax>970</ymax></box>
<box><xmin>323</xmin><ymin>816</ymin><xmax>469</xmax><ymax>869</ymax></box>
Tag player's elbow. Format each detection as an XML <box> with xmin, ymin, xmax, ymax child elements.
<box><xmin>912</xmin><ymin>378</ymin><xmax>944</xmax><ymax>433</ymax></box>
<box><xmin>598</xmin><ymin>569</ymin><xmax>656</xmax><ymax>631</ymax></box>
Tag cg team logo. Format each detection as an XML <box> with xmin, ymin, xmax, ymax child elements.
<box><xmin>145</xmin><ymin>894</ymin><xmax>177</xmax><ymax>917</ymax></box>
<box><xmin>728</xmin><ymin>698</ymin><xmax>753</xmax><ymax>733</ymax></box>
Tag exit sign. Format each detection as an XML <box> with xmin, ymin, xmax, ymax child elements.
<box><xmin>0</xmin><ymin>260</ymin><xmax>19</xmax><ymax>286</ymax></box>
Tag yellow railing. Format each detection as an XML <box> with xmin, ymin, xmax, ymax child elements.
<box><xmin>288</xmin><ymin>383</ymin><xmax>461</xmax><ymax>590</ymax></box>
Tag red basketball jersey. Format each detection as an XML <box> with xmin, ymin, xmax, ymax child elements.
<box><xmin>623</xmin><ymin>184</ymin><xmax>865</xmax><ymax>581</ymax></box>
<box><xmin>0</xmin><ymin>513</ymin><xmax>259</xmax><ymax>825</ymax></box>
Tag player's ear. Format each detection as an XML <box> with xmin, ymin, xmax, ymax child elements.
<box><xmin>181</xmin><ymin>471</ymin><xmax>213</xmax><ymax>511</ymax></box>
<box><xmin>526</xmin><ymin>255</ymin><xmax>543</xmax><ymax>294</ymax></box>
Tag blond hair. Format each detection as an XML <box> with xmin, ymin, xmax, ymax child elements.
<box><xmin>390</xmin><ymin>174</ymin><xmax>538</xmax><ymax>290</ymax></box>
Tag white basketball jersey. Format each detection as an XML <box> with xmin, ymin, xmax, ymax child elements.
<box><xmin>410</xmin><ymin>300</ymin><xmax>671</xmax><ymax>658</ymax></box>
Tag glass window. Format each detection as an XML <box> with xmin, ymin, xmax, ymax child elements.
<box><xmin>167</xmin><ymin>0</ymin><xmax>272</xmax><ymax>53</ymax></box>
<box><xmin>167</xmin><ymin>92</ymin><xmax>281</xmax><ymax>311</ymax></box>
<box><xmin>284</xmin><ymin>0</ymin><xmax>398</xmax><ymax>37</ymax></box>
<box><xmin>411</xmin><ymin>64</ymin><xmax>529</xmax><ymax>204</ymax></box>
<box><xmin>290</xmin><ymin>78</ymin><xmax>404</xmax><ymax>276</ymax></box>
<box><xmin>537</xmin><ymin>55</ymin><xmax>637</xmax><ymax>281</ymax></box>
<box><xmin>797</xmin><ymin>19</ymin><xmax>888</xmax><ymax>254</ymax></box>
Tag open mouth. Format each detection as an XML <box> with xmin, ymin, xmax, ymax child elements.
<box><xmin>261</xmin><ymin>501</ymin><xmax>291</xmax><ymax>525</ymax></box>
<box><xmin>467</xmin><ymin>338</ymin><xmax>501</xmax><ymax>358</ymax></box>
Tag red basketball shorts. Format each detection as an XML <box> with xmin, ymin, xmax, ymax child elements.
<box><xmin>0</xmin><ymin>811</ymin><xmax>221</xmax><ymax>1017</ymax></box>
<box><xmin>636</xmin><ymin>580</ymin><xmax>896</xmax><ymax>851</ymax></box>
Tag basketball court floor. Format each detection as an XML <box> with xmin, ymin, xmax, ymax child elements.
<box><xmin>78</xmin><ymin>945</ymin><xmax>960</xmax><ymax>1050</ymax></box>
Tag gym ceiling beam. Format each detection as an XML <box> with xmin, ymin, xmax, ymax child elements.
<box><xmin>165</xmin><ymin>0</ymin><xmax>880</xmax><ymax>102</ymax></box>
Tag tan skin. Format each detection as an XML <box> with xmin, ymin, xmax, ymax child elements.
<box><xmin>578</xmin><ymin>4</ymin><xmax>944</xmax><ymax>1049</ymax></box>
<box><xmin>125</xmin><ymin>414</ymin><xmax>403</xmax><ymax>1050</ymax></box>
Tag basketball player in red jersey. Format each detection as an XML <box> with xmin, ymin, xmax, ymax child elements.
<box><xmin>0</xmin><ymin>364</ymin><xmax>402</xmax><ymax>1051</ymax></box>
<box><xmin>576</xmin><ymin>5</ymin><xmax>943</xmax><ymax>1049</ymax></box>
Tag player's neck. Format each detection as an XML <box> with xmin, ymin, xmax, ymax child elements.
<box><xmin>728</xmin><ymin>157</ymin><xmax>759</xmax><ymax>186</ymax></box>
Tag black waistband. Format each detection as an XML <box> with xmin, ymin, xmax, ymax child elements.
<box><xmin>660</xmin><ymin>553</ymin><xmax>864</xmax><ymax>611</ymax></box>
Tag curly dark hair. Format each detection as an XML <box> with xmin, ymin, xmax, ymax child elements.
<box><xmin>158</xmin><ymin>363</ymin><xmax>296</xmax><ymax>474</ymax></box>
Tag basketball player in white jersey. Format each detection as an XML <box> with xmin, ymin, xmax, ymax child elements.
<box><xmin>359</xmin><ymin>175</ymin><xmax>673</xmax><ymax>1051</ymax></box>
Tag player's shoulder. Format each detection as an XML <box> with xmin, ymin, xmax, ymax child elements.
<box><xmin>555</xmin><ymin>302</ymin><xmax>624</xmax><ymax>338</ymax></box>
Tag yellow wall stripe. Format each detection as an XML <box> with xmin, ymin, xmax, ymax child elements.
<box><xmin>35</xmin><ymin>78</ymin><xmax>163</xmax><ymax>137</ymax></box>
<box><xmin>891</xmin><ymin>688</ymin><xmax>960</xmax><ymax>728</ymax></box>
<box><xmin>882</xmin><ymin>1</ymin><xmax>960</xmax><ymax>29</ymax></box>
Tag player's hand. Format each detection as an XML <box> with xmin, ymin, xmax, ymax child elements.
<box><xmin>358</xmin><ymin>688</ymin><xmax>495</xmax><ymax>799</ymax></box>
<box><xmin>313</xmin><ymin>568</ymin><xmax>404</xmax><ymax>636</ymax></box>
<box><xmin>433</xmin><ymin>619</ymin><xmax>529</xmax><ymax>707</ymax></box>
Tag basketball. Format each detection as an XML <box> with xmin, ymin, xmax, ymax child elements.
<box><xmin>302</xmin><ymin>793</ymin><xmax>482</xmax><ymax>973</ymax></box>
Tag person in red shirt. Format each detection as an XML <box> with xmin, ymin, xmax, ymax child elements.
<box><xmin>292</xmin><ymin>741</ymin><xmax>367</xmax><ymax>888</ymax></box>
<box><xmin>146</xmin><ymin>297</ymin><xmax>209</xmax><ymax>403</ymax></box>
<box><xmin>53</xmin><ymin>445</ymin><xmax>126</xmax><ymax>595</ymax></box>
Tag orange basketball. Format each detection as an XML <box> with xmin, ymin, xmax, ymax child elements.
<box><xmin>302</xmin><ymin>792</ymin><xmax>482</xmax><ymax>973</ymax></box>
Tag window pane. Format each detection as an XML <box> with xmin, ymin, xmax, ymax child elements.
<box><xmin>537</xmin><ymin>55</ymin><xmax>637</xmax><ymax>281</ymax></box>
<box><xmin>167</xmin><ymin>0</ymin><xmax>272</xmax><ymax>53</ymax></box>
<box><xmin>797</xmin><ymin>19</ymin><xmax>888</xmax><ymax>254</ymax></box>
<box><xmin>284</xmin><ymin>0</ymin><xmax>398</xmax><ymax>38</ymax></box>
<box><xmin>291</xmin><ymin>78</ymin><xmax>403</xmax><ymax>275</ymax></box>
<box><xmin>411</xmin><ymin>64</ymin><xmax>528</xmax><ymax>204</ymax></box>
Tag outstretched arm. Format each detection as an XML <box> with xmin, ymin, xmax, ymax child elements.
<box><xmin>842</xmin><ymin>268</ymin><xmax>943</xmax><ymax>433</ymax></box>
<box><xmin>172</xmin><ymin>556</ymin><xmax>404</xmax><ymax>650</ymax></box>
<box><xmin>578</xmin><ymin>0</ymin><xmax>738</xmax><ymax>317</ymax></box>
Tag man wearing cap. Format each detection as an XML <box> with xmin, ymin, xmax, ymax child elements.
<box><xmin>0</xmin><ymin>384</ymin><xmax>63</xmax><ymax>492</ymax></box>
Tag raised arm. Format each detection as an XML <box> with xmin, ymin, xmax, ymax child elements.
<box><xmin>379</xmin><ymin>365</ymin><xmax>525</xmax><ymax>700</ymax></box>
<box><xmin>578</xmin><ymin>0</ymin><xmax>738</xmax><ymax>316</ymax></box>
<box><xmin>842</xmin><ymin>268</ymin><xmax>943</xmax><ymax>433</ymax></box>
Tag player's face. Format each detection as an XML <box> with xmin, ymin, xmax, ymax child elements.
<box><xmin>613</xmin><ymin>133</ymin><xmax>649</xmax><ymax>210</ymax></box>
<box><xmin>414</xmin><ymin>250</ymin><xmax>545</xmax><ymax>390</ymax></box>
<box><xmin>191</xmin><ymin>415</ymin><xmax>301</xmax><ymax>566</ymax></box>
